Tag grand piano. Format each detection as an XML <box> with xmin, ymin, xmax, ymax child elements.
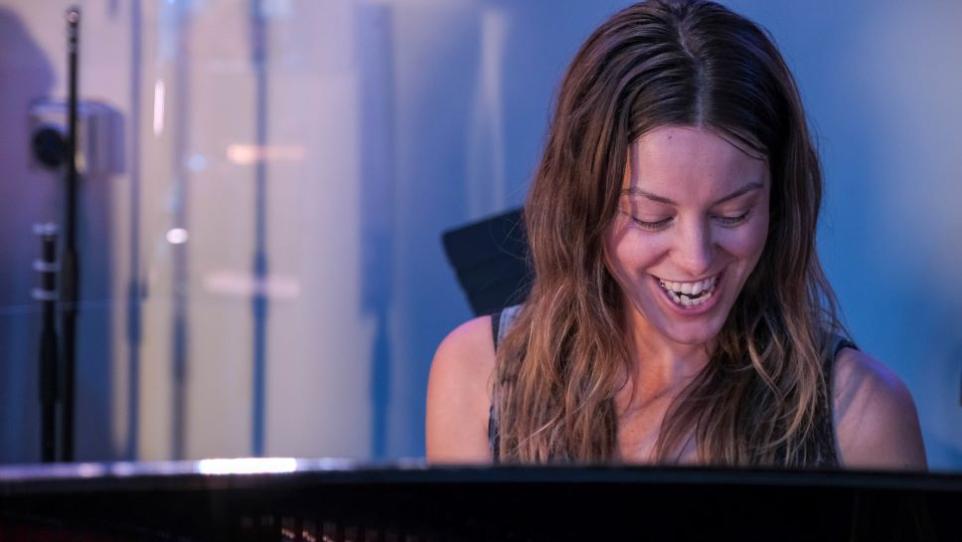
<box><xmin>1</xmin><ymin>459</ymin><xmax>960</xmax><ymax>541</ymax></box>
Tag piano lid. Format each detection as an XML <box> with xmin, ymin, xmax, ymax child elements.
<box><xmin>1</xmin><ymin>459</ymin><xmax>961</xmax><ymax>541</ymax></box>
<box><xmin>1</xmin><ymin>457</ymin><xmax>961</xmax><ymax>493</ymax></box>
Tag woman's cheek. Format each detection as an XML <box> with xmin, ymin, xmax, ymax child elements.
<box><xmin>605</xmin><ymin>224</ymin><xmax>655</xmax><ymax>278</ymax></box>
<box><xmin>718</xmin><ymin>216</ymin><xmax>769</xmax><ymax>257</ymax></box>
<box><xmin>715</xmin><ymin>230</ymin><xmax>754</xmax><ymax>257</ymax></box>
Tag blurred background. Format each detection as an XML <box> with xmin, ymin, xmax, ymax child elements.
<box><xmin>0</xmin><ymin>0</ymin><xmax>959</xmax><ymax>470</ymax></box>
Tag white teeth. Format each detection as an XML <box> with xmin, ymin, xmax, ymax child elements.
<box><xmin>658</xmin><ymin>275</ymin><xmax>717</xmax><ymax>296</ymax></box>
<box><xmin>678</xmin><ymin>288</ymin><xmax>713</xmax><ymax>308</ymax></box>
<box><xmin>656</xmin><ymin>274</ymin><xmax>719</xmax><ymax>309</ymax></box>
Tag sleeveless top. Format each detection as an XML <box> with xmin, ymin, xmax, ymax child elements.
<box><xmin>487</xmin><ymin>304</ymin><xmax>857</xmax><ymax>467</ymax></box>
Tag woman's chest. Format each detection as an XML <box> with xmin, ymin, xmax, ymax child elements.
<box><xmin>616</xmin><ymin>404</ymin><xmax>699</xmax><ymax>464</ymax></box>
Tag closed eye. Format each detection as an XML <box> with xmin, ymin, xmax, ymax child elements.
<box><xmin>627</xmin><ymin>214</ymin><xmax>672</xmax><ymax>231</ymax></box>
<box><xmin>625</xmin><ymin>209</ymin><xmax>752</xmax><ymax>231</ymax></box>
<box><xmin>714</xmin><ymin>210</ymin><xmax>751</xmax><ymax>226</ymax></box>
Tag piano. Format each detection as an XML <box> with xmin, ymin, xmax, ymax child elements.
<box><xmin>2</xmin><ymin>458</ymin><xmax>960</xmax><ymax>541</ymax></box>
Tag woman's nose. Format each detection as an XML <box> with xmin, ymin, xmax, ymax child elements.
<box><xmin>673</xmin><ymin>219</ymin><xmax>715</xmax><ymax>277</ymax></box>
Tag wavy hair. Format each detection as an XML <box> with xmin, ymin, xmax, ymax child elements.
<box><xmin>492</xmin><ymin>0</ymin><xmax>845</xmax><ymax>465</ymax></box>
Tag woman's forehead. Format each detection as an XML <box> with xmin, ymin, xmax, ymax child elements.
<box><xmin>624</xmin><ymin>125</ymin><xmax>769</xmax><ymax>198</ymax></box>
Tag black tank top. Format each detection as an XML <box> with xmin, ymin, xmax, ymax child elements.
<box><xmin>487</xmin><ymin>305</ymin><xmax>856</xmax><ymax>467</ymax></box>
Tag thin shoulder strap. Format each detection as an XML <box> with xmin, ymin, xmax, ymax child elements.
<box><xmin>820</xmin><ymin>331</ymin><xmax>858</xmax><ymax>467</ymax></box>
<box><xmin>830</xmin><ymin>334</ymin><xmax>858</xmax><ymax>360</ymax></box>
<box><xmin>493</xmin><ymin>304</ymin><xmax>522</xmax><ymax>349</ymax></box>
<box><xmin>489</xmin><ymin>304</ymin><xmax>522</xmax><ymax>463</ymax></box>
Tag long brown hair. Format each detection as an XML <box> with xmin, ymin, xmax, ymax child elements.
<box><xmin>493</xmin><ymin>0</ymin><xmax>845</xmax><ymax>465</ymax></box>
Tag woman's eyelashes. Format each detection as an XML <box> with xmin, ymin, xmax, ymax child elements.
<box><xmin>714</xmin><ymin>209</ymin><xmax>752</xmax><ymax>226</ymax></box>
<box><xmin>630</xmin><ymin>215</ymin><xmax>672</xmax><ymax>230</ymax></box>
<box><xmin>626</xmin><ymin>209</ymin><xmax>753</xmax><ymax>231</ymax></box>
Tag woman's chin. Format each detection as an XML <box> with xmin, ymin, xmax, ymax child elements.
<box><xmin>654</xmin><ymin>323</ymin><xmax>715</xmax><ymax>345</ymax></box>
<box><xmin>625</xmin><ymin>291</ymin><xmax>730</xmax><ymax>346</ymax></box>
<box><xmin>649</xmin><ymin>311</ymin><xmax>728</xmax><ymax>346</ymax></box>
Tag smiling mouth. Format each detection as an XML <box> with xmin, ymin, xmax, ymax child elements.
<box><xmin>653</xmin><ymin>272</ymin><xmax>721</xmax><ymax>309</ymax></box>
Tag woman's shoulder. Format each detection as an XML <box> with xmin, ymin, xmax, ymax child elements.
<box><xmin>831</xmin><ymin>346</ymin><xmax>927</xmax><ymax>470</ymax></box>
<box><xmin>431</xmin><ymin>314</ymin><xmax>499</xmax><ymax>381</ymax></box>
<box><xmin>425</xmin><ymin>314</ymin><xmax>498</xmax><ymax>463</ymax></box>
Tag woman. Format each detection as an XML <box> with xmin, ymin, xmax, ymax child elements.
<box><xmin>426</xmin><ymin>0</ymin><xmax>926</xmax><ymax>468</ymax></box>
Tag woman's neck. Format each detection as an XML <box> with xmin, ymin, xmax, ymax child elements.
<box><xmin>623</xmin><ymin>308</ymin><xmax>712</xmax><ymax>404</ymax></box>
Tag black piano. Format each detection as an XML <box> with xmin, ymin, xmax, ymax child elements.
<box><xmin>2</xmin><ymin>459</ymin><xmax>961</xmax><ymax>541</ymax></box>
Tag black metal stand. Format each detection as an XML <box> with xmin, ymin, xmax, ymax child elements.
<box><xmin>59</xmin><ymin>5</ymin><xmax>81</xmax><ymax>463</ymax></box>
<box><xmin>34</xmin><ymin>224</ymin><xmax>60</xmax><ymax>463</ymax></box>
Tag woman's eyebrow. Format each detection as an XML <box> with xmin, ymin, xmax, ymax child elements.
<box><xmin>622</xmin><ymin>181</ymin><xmax>764</xmax><ymax>206</ymax></box>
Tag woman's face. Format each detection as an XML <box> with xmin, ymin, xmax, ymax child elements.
<box><xmin>604</xmin><ymin>125</ymin><xmax>770</xmax><ymax>346</ymax></box>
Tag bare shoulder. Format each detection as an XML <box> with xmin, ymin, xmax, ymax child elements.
<box><xmin>833</xmin><ymin>347</ymin><xmax>927</xmax><ymax>470</ymax></box>
<box><xmin>425</xmin><ymin>315</ymin><xmax>498</xmax><ymax>464</ymax></box>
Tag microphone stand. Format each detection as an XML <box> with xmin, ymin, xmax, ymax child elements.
<box><xmin>60</xmin><ymin>5</ymin><xmax>81</xmax><ymax>462</ymax></box>
<box><xmin>34</xmin><ymin>224</ymin><xmax>60</xmax><ymax>463</ymax></box>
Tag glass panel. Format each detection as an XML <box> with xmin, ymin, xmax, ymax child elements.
<box><xmin>0</xmin><ymin>0</ymin><xmax>959</xmax><ymax>472</ymax></box>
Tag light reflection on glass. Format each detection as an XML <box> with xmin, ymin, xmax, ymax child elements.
<box><xmin>166</xmin><ymin>228</ymin><xmax>189</xmax><ymax>245</ymax></box>
<box><xmin>152</xmin><ymin>79</ymin><xmax>165</xmax><ymax>136</ymax></box>
<box><xmin>225</xmin><ymin>143</ymin><xmax>305</xmax><ymax>165</ymax></box>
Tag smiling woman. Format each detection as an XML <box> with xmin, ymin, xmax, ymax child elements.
<box><xmin>426</xmin><ymin>0</ymin><xmax>926</xmax><ymax>469</ymax></box>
